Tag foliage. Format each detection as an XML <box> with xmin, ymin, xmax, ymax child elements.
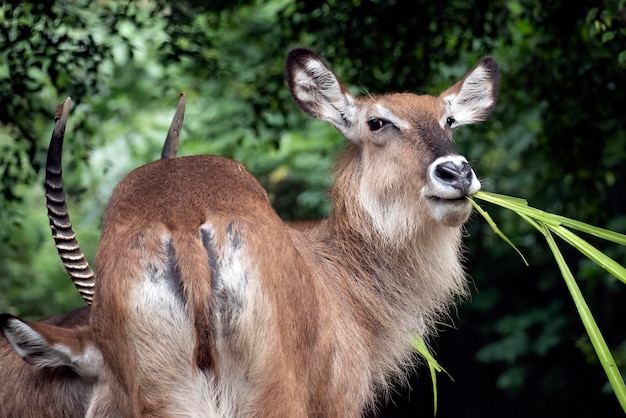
<box><xmin>586</xmin><ymin>0</ymin><xmax>626</xmax><ymax>67</ymax></box>
<box><xmin>0</xmin><ymin>0</ymin><xmax>625</xmax><ymax>417</ymax></box>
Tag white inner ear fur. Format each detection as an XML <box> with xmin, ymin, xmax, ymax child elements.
<box><xmin>441</xmin><ymin>65</ymin><xmax>494</xmax><ymax>127</ymax></box>
<box><xmin>294</xmin><ymin>59</ymin><xmax>357</xmax><ymax>130</ymax></box>
<box><xmin>3</xmin><ymin>318</ymin><xmax>47</xmax><ymax>361</ymax></box>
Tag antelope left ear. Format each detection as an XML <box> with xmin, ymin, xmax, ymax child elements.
<box><xmin>286</xmin><ymin>48</ymin><xmax>357</xmax><ymax>137</ymax></box>
<box><xmin>1</xmin><ymin>314</ymin><xmax>67</xmax><ymax>369</ymax></box>
<box><xmin>0</xmin><ymin>314</ymin><xmax>103</xmax><ymax>378</ymax></box>
<box><xmin>439</xmin><ymin>57</ymin><xmax>500</xmax><ymax>128</ymax></box>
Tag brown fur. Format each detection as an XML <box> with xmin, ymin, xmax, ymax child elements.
<box><xmin>87</xmin><ymin>49</ymin><xmax>499</xmax><ymax>417</ymax></box>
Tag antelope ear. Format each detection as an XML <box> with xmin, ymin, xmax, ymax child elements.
<box><xmin>439</xmin><ymin>56</ymin><xmax>500</xmax><ymax>128</ymax></box>
<box><xmin>286</xmin><ymin>48</ymin><xmax>357</xmax><ymax>137</ymax></box>
<box><xmin>0</xmin><ymin>314</ymin><xmax>102</xmax><ymax>378</ymax></box>
<box><xmin>1</xmin><ymin>314</ymin><xmax>68</xmax><ymax>368</ymax></box>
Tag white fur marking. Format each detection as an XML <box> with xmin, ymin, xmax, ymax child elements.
<box><xmin>358</xmin><ymin>185</ymin><xmax>413</xmax><ymax>242</ymax></box>
<box><xmin>375</xmin><ymin>104</ymin><xmax>410</xmax><ymax>130</ymax></box>
<box><xmin>439</xmin><ymin>100</ymin><xmax>453</xmax><ymax>128</ymax></box>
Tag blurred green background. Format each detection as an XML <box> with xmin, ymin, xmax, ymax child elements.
<box><xmin>1</xmin><ymin>0</ymin><xmax>625</xmax><ymax>416</ymax></box>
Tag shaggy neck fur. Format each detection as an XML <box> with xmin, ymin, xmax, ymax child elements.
<box><xmin>322</xmin><ymin>145</ymin><xmax>469</xmax><ymax>399</ymax></box>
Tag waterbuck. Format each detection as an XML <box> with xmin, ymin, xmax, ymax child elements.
<box><xmin>85</xmin><ymin>48</ymin><xmax>499</xmax><ymax>417</ymax></box>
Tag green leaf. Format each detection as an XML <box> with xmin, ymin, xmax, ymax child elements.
<box><xmin>541</xmin><ymin>227</ymin><xmax>626</xmax><ymax>412</ymax></box>
<box><xmin>411</xmin><ymin>335</ymin><xmax>452</xmax><ymax>416</ymax></box>
<box><xmin>549</xmin><ymin>225</ymin><xmax>626</xmax><ymax>285</ymax></box>
<box><xmin>474</xmin><ymin>191</ymin><xmax>626</xmax><ymax>245</ymax></box>
<box><xmin>602</xmin><ymin>31</ymin><xmax>616</xmax><ymax>43</ymax></box>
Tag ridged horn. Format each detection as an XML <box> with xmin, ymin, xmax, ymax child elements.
<box><xmin>45</xmin><ymin>97</ymin><xmax>95</xmax><ymax>306</ymax></box>
<box><xmin>161</xmin><ymin>93</ymin><xmax>186</xmax><ymax>160</ymax></box>
<box><xmin>45</xmin><ymin>94</ymin><xmax>185</xmax><ymax>306</ymax></box>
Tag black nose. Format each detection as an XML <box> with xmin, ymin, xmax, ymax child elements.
<box><xmin>434</xmin><ymin>160</ymin><xmax>473</xmax><ymax>194</ymax></box>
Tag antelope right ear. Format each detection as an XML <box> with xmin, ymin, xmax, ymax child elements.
<box><xmin>286</xmin><ymin>48</ymin><xmax>357</xmax><ymax>138</ymax></box>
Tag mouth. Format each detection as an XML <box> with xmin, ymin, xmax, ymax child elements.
<box><xmin>425</xmin><ymin>195</ymin><xmax>473</xmax><ymax>226</ymax></box>
<box><xmin>427</xmin><ymin>195</ymin><xmax>468</xmax><ymax>203</ymax></box>
<box><xmin>425</xmin><ymin>193</ymin><xmax>471</xmax><ymax>204</ymax></box>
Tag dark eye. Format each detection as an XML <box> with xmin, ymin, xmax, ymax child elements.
<box><xmin>367</xmin><ymin>118</ymin><xmax>388</xmax><ymax>131</ymax></box>
<box><xmin>446</xmin><ymin>117</ymin><xmax>456</xmax><ymax>127</ymax></box>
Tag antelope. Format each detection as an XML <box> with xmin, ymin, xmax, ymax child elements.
<box><xmin>0</xmin><ymin>94</ymin><xmax>185</xmax><ymax>417</ymax></box>
<box><xmin>86</xmin><ymin>48</ymin><xmax>499</xmax><ymax>417</ymax></box>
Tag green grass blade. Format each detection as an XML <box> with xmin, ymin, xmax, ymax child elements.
<box><xmin>473</xmin><ymin>190</ymin><xmax>626</xmax><ymax>285</ymax></box>
<box><xmin>542</xmin><ymin>226</ymin><xmax>626</xmax><ymax>412</ymax></box>
<box><xmin>469</xmin><ymin>197</ymin><xmax>529</xmax><ymax>266</ymax></box>
<box><xmin>549</xmin><ymin>225</ymin><xmax>626</xmax><ymax>285</ymax></box>
<box><xmin>471</xmin><ymin>190</ymin><xmax>626</xmax><ymax>411</ymax></box>
<box><xmin>550</xmin><ymin>214</ymin><xmax>626</xmax><ymax>245</ymax></box>
<box><xmin>411</xmin><ymin>336</ymin><xmax>451</xmax><ymax>416</ymax></box>
<box><xmin>474</xmin><ymin>191</ymin><xmax>626</xmax><ymax>245</ymax></box>
<box><xmin>475</xmin><ymin>191</ymin><xmax>530</xmax><ymax>206</ymax></box>
<box><xmin>517</xmin><ymin>213</ymin><xmax>543</xmax><ymax>232</ymax></box>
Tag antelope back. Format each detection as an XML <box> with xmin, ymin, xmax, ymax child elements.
<box><xmin>87</xmin><ymin>48</ymin><xmax>499</xmax><ymax>417</ymax></box>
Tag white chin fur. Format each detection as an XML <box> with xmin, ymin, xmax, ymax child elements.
<box><xmin>426</xmin><ymin>197</ymin><xmax>473</xmax><ymax>227</ymax></box>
